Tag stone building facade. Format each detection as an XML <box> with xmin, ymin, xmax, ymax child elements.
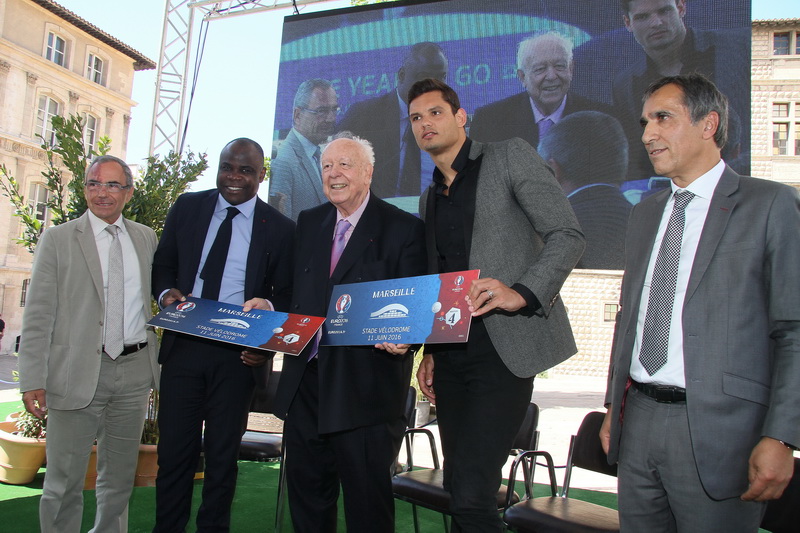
<box><xmin>752</xmin><ymin>19</ymin><xmax>800</xmax><ymax>189</ymax></box>
<box><xmin>0</xmin><ymin>0</ymin><xmax>154</xmax><ymax>353</ymax></box>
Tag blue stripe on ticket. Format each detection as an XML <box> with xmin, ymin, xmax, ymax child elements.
<box><xmin>321</xmin><ymin>270</ymin><xmax>479</xmax><ymax>346</ymax></box>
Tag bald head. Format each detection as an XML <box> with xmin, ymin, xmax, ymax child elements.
<box><xmin>397</xmin><ymin>42</ymin><xmax>448</xmax><ymax>104</ymax></box>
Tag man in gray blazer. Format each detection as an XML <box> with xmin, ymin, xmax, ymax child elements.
<box><xmin>600</xmin><ymin>74</ymin><xmax>800</xmax><ymax>532</ymax></box>
<box><xmin>410</xmin><ymin>78</ymin><xmax>585</xmax><ymax>532</ymax></box>
<box><xmin>270</xmin><ymin>78</ymin><xmax>338</xmax><ymax>220</ymax></box>
<box><xmin>19</xmin><ymin>155</ymin><xmax>160</xmax><ymax>533</ymax></box>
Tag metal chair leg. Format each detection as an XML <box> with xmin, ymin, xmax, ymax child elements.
<box><xmin>411</xmin><ymin>503</ymin><xmax>420</xmax><ymax>533</ymax></box>
<box><xmin>274</xmin><ymin>446</ymin><xmax>287</xmax><ymax>532</ymax></box>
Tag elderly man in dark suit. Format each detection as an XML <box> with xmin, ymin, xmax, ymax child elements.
<box><xmin>272</xmin><ymin>133</ymin><xmax>426</xmax><ymax>533</ymax></box>
<box><xmin>600</xmin><ymin>74</ymin><xmax>800</xmax><ymax>532</ymax></box>
<box><xmin>470</xmin><ymin>32</ymin><xmax>611</xmax><ymax>149</ymax></box>
<box><xmin>19</xmin><ymin>155</ymin><xmax>159</xmax><ymax>532</ymax></box>
<box><xmin>152</xmin><ymin>138</ymin><xmax>294</xmax><ymax>532</ymax></box>
<box><xmin>410</xmin><ymin>78</ymin><xmax>585</xmax><ymax>532</ymax></box>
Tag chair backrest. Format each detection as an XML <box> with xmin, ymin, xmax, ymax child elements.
<box><xmin>562</xmin><ymin>411</ymin><xmax>618</xmax><ymax>496</ymax></box>
<box><xmin>510</xmin><ymin>402</ymin><xmax>540</xmax><ymax>452</ymax></box>
<box><xmin>250</xmin><ymin>365</ymin><xmax>280</xmax><ymax>414</ymax></box>
<box><xmin>404</xmin><ymin>386</ymin><xmax>418</xmax><ymax>429</ymax></box>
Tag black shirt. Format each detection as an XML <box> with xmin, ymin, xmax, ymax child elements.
<box><xmin>429</xmin><ymin>138</ymin><xmax>539</xmax><ymax>355</ymax></box>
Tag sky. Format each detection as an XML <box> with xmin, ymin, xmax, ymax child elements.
<box><xmin>51</xmin><ymin>0</ymin><xmax>800</xmax><ymax>193</ymax></box>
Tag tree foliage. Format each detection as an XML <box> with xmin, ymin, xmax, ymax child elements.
<box><xmin>0</xmin><ymin>113</ymin><xmax>208</xmax><ymax>253</ymax></box>
<box><xmin>125</xmin><ymin>150</ymin><xmax>208</xmax><ymax>237</ymax></box>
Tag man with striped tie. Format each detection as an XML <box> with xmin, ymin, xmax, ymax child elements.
<box><xmin>18</xmin><ymin>155</ymin><xmax>159</xmax><ymax>532</ymax></box>
<box><xmin>601</xmin><ymin>74</ymin><xmax>800</xmax><ymax>532</ymax></box>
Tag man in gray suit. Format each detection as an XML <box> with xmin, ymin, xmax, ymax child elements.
<box><xmin>270</xmin><ymin>78</ymin><xmax>338</xmax><ymax>220</ymax></box>
<box><xmin>410</xmin><ymin>79</ymin><xmax>585</xmax><ymax>532</ymax></box>
<box><xmin>600</xmin><ymin>74</ymin><xmax>800</xmax><ymax>532</ymax></box>
<box><xmin>19</xmin><ymin>155</ymin><xmax>160</xmax><ymax>533</ymax></box>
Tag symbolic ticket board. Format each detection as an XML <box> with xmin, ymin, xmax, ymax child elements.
<box><xmin>147</xmin><ymin>297</ymin><xmax>325</xmax><ymax>356</ymax></box>
<box><xmin>321</xmin><ymin>270</ymin><xmax>479</xmax><ymax>346</ymax></box>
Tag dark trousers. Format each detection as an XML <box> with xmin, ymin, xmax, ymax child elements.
<box><xmin>153</xmin><ymin>337</ymin><xmax>255</xmax><ymax>533</ymax></box>
<box><xmin>433</xmin><ymin>347</ymin><xmax>533</xmax><ymax>533</ymax></box>
<box><xmin>284</xmin><ymin>360</ymin><xmax>406</xmax><ymax>533</ymax></box>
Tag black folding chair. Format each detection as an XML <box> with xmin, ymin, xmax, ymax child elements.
<box><xmin>503</xmin><ymin>411</ymin><xmax>619</xmax><ymax>533</ymax></box>
<box><xmin>393</xmin><ymin>402</ymin><xmax>540</xmax><ymax>532</ymax></box>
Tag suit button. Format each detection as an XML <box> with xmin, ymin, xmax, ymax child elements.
<box><xmin>293</xmin><ymin>304</ymin><xmax>299</xmax><ymax>310</ymax></box>
<box><xmin>304</xmin><ymin>267</ymin><xmax>310</xmax><ymax>272</ymax></box>
<box><xmin>99</xmin><ymin>321</ymin><xmax>103</xmax><ymax>326</ymax></box>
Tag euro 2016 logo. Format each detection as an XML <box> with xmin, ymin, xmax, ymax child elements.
<box><xmin>453</xmin><ymin>275</ymin><xmax>465</xmax><ymax>292</ymax></box>
<box><xmin>335</xmin><ymin>294</ymin><xmax>352</xmax><ymax>314</ymax></box>
<box><xmin>176</xmin><ymin>301</ymin><xmax>196</xmax><ymax>312</ymax></box>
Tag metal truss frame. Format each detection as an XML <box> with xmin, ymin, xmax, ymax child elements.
<box><xmin>148</xmin><ymin>0</ymin><xmax>331</xmax><ymax>155</ymax></box>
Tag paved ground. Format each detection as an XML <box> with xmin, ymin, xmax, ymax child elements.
<box><xmin>404</xmin><ymin>373</ymin><xmax>616</xmax><ymax>493</ymax></box>
<box><xmin>0</xmin><ymin>354</ymin><xmax>19</xmax><ymax>392</ymax></box>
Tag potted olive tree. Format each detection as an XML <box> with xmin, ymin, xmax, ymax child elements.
<box><xmin>0</xmin><ymin>409</ymin><xmax>47</xmax><ymax>484</ymax></box>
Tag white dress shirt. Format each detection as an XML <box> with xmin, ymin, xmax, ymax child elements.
<box><xmin>630</xmin><ymin>159</ymin><xmax>725</xmax><ymax>387</ymax></box>
<box><xmin>193</xmin><ymin>194</ymin><xmax>258</xmax><ymax>306</ymax></box>
<box><xmin>87</xmin><ymin>211</ymin><xmax>147</xmax><ymax>345</ymax></box>
<box><xmin>530</xmin><ymin>95</ymin><xmax>567</xmax><ymax>136</ymax></box>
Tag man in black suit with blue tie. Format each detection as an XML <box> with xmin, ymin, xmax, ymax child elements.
<box><xmin>152</xmin><ymin>138</ymin><xmax>294</xmax><ymax>532</ymax></box>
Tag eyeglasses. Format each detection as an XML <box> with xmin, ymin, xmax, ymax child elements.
<box><xmin>301</xmin><ymin>106</ymin><xmax>340</xmax><ymax>116</ymax></box>
<box><xmin>85</xmin><ymin>180</ymin><xmax>132</xmax><ymax>192</ymax></box>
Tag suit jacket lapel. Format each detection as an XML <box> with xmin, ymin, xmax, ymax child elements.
<box><xmin>464</xmin><ymin>142</ymin><xmax>486</xmax><ymax>261</ymax></box>
<box><xmin>76</xmin><ymin>213</ymin><xmax>105</xmax><ymax>307</ymax></box>
<box><xmin>512</xmin><ymin>92</ymin><xmax>538</xmax><ymax>147</ymax></box>
<box><xmin>290</xmin><ymin>130</ymin><xmax>325</xmax><ymax>204</ymax></box>
<box><xmin>314</xmin><ymin>207</ymin><xmax>337</xmax><ymax>288</ymax></box>
<box><xmin>685</xmin><ymin>168</ymin><xmax>738</xmax><ymax>304</ymax></box>
<box><xmin>189</xmin><ymin>192</ymin><xmax>218</xmax><ymax>285</ymax></box>
<box><xmin>125</xmin><ymin>220</ymin><xmax>153</xmax><ymax>319</ymax></box>
<box><xmin>245</xmin><ymin>198</ymin><xmax>270</xmax><ymax>299</ymax></box>
<box><xmin>628</xmin><ymin>190</ymin><xmax>670</xmax><ymax>309</ymax></box>
<box><xmin>386</xmin><ymin>93</ymin><xmax>403</xmax><ymax>179</ymax></box>
<box><xmin>331</xmin><ymin>195</ymin><xmax>379</xmax><ymax>283</ymax></box>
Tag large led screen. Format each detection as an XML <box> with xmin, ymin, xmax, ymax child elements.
<box><xmin>269</xmin><ymin>0</ymin><xmax>751</xmax><ymax>270</ymax></box>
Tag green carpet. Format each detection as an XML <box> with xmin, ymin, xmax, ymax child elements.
<box><xmin>0</xmin><ymin>461</ymin><xmax>622</xmax><ymax>532</ymax></box>
<box><xmin>0</xmin><ymin>400</ymin><xmax>20</xmax><ymax>420</ymax></box>
<box><xmin>1</xmin><ymin>399</ymin><xmax>620</xmax><ymax>531</ymax></box>
<box><xmin>0</xmin><ymin>462</ymin><xmax>470</xmax><ymax>532</ymax></box>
